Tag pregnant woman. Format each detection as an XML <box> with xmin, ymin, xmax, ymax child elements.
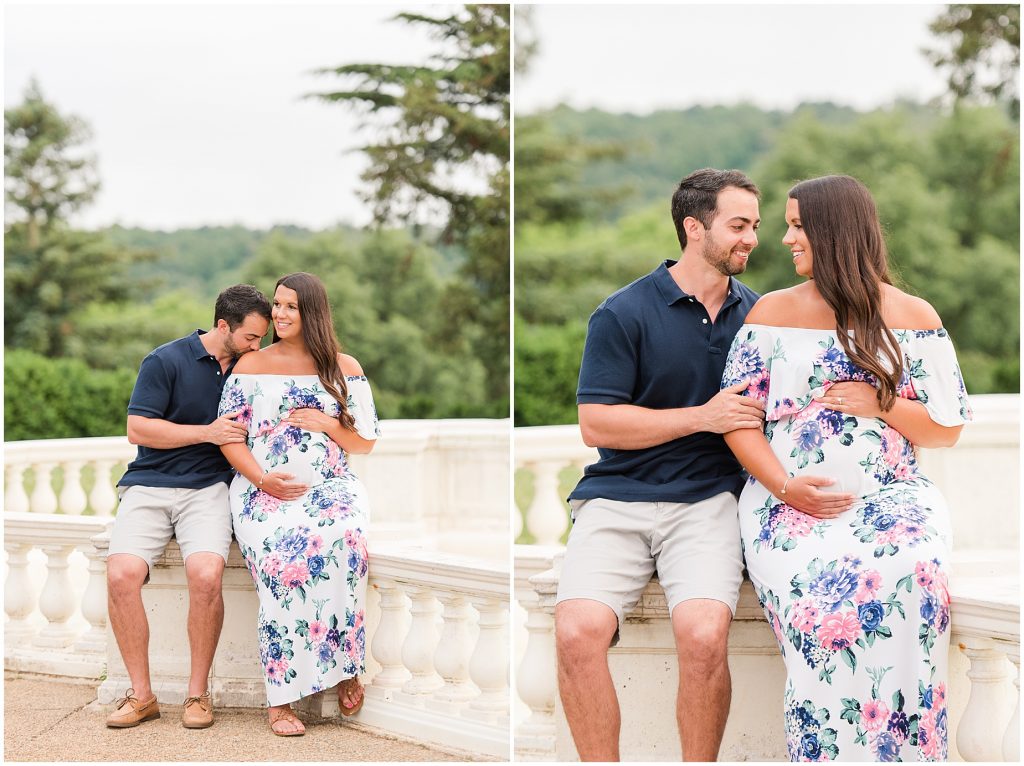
<box><xmin>721</xmin><ymin>176</ymin><xmax>971</xmax><ymax>761</ymax></box>
<box><xmin>219</xmin><ymin>272</ymin><xmax>380</xmax><ymax>736</ymax></box>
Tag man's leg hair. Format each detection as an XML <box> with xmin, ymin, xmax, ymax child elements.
<box><xmin>106</xmin><ymin>553</ymin><xmax>154</xmax><ymax>700</ymax></box>
<box><xmin>184</xmin><ymin>552</ymin><xmax>226</xmax><ymax>697</ymax></box>
<box><xmin>672</xmin><ymin>599</ymin><xmax>733</xmax><ymax>761</ymax></box>
<box><xmin>555</xmin><ymin>598</ymin><xmax>621</xmax><ymax>761</ymax></box>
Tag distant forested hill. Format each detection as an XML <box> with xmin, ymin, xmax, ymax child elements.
<box><xmin>105</xmin><ymin>223</ymin><xmax>465</xmax><ymax>301</ymax></box>
<box><xmin>539</xmin><ymin>101</ymin><xmax>939</xmax><ymax>219</ymax></box>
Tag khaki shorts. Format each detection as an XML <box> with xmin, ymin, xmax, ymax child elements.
<box><xmin>108</xmin><ymin>484</ymin><xmax>232</xmax><ymax>571</ymax></box>
<box><xmin>556</xmin><ymin>492</ymin><xmax>744</xmax><ymax>631</ymax></box>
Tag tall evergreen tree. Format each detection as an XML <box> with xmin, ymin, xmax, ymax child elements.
<box><xmin>311</xmin><ymin>5</ymin><xmax>510</xmax><ymax>416</ymax></box>
<box><xmin>927</xmin><ymin>4</ymin><xmax>1020</xmax><ymax>118</ymax></box>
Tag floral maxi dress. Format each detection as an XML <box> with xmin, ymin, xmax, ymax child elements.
<box><xmin>218</xmin><ymin>373</ymin><xmax>380</xmax><ymax>706</ymax></box>
<box><xmin>721</xmin><ymin>326</ymin><xmax>972</xmax><ymax>762</ymax></box>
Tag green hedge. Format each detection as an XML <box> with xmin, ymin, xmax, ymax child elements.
<box><xmin>5</xmin><ymin>350</ymin><xmax>134</xmax><ymax>440</ymax></box>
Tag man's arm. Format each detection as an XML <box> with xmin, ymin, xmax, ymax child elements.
<box><xmin>579</xmin><ymin>380</ymin><xmax>765</xmax><ymax>450</ymax></box>
<box><xmin>127</xmin><ymin>413</ymin><xmax>247</xmax><ymax>449</ymax></box>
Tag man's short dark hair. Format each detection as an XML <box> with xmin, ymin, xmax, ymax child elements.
<box><xmin>671</xmin><ymin>168</ymin><xmax>760</xmax><ymax>250</ymax></box>
<box><xmin>214</xmin><ymin>284</ymin><xmax>272</xmax><ymax>329</ymax></box>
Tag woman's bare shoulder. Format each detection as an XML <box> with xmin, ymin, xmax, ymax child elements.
<box><xmin>743</xmin><ymin>285</ymin><xmax>815</xmax><ymax>326</ymax></box>
<box><xmin>231</xmin><ymin>348</ymin><xmax>274</xmax><ymax>374</ymax></box>
<box><xmin>338</xmin><ymin>353</ymin><xmax>365</xmax><ymax>377</ymax></box>
<box><xmin>882</xmin><ymin>285</ymin><xmax>942</xmax><ymax>330</ymax></box>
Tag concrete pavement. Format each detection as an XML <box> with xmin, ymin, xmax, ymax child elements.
<box><xmin>4</xmin><ymin>675</ymin><xmax>486</xmax><ymax>762</ymax></box>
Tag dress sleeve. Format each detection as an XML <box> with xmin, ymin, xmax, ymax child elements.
<box><xmin>346</xmin><ymin>376</ymin><xmax>381</xmax><ymax>441</ymax></box>
<box><xmin>721</xmin><ymin>324</ymin><xmax>778</xmax><ymax>407</ymax></box>
<box><xmin>218</xmin><ymin>374</ymin><xmax>256</xmax><ymax>433</ymax></box>
<box><xmin>901</xmin><ymin>330</ymin><xmax>973</xmax><ymax>426</ymax></box>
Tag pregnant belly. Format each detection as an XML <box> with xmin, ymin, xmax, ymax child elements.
<box><xmin>769</xmin><ymin>410</ymin><xmax>912</xmax><ymax>498</ymax></box>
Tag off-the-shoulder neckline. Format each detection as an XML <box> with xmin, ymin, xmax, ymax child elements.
<box><xmin>742</xmin><ymin>323</ymin><xmax>946</xmax><ymax>335</ymax></box>
<box><xmin>227</xmin><ymin>372</ymin><xmax>368</xmax><ymax>380</ymax></box>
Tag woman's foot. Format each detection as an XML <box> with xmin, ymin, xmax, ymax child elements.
<box><xmin>337</xmin><ymin>677</ymin><xmax>364</xmax><ymax>717</ymax></box>
<box><xmin>268</xmin><ymin>705</ymin><xmax>305</xmax><ymax>736</ymax></box>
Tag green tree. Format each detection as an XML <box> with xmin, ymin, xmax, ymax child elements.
<box><xmin>927</xmin><ymin>5</ymin><xmax>1020</xmax><ymax>117</ymax></box>
<box><xmin>4</xmin><ymin>82</ymin><xmax>148</xmax><ymax>357</ymax></box>
<box><xmin>311</xmin><ymin>5</ymin><xmax>509</xmax><ymax>416</ymax></box>
<box><xmin>4</xmin><ymin>79</ymin><xmax>98</xmax><ymax>248</ymax></box>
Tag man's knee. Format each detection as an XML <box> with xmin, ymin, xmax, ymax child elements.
<box><xmin>673</xmin><ymin>602</ymin><xmax>731</xmax><ymax>670</ymax></box>
<box><xmin>185</xmin><ymin>554</ymin><xmax>225</xmax><ymax>600</ymax></box>
<box><xmin>555</xmin><ymin>600</ymin><xmax>618</xmax><ymax>668</ymax></box>
<box><xmin>106</xmin><ymin>555</ymin><xmax>148</xmax><ymax>597</ymax></box>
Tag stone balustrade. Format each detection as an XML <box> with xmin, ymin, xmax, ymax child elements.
<box><xmin>4</xmin><ymin>513</ymin><xmax>509</xmax><ymax>758</ymax></box>
<box><xmin>5</xmin><ymin>419</ymin><xmax>510</xmax><ymax>539</ymax></box>
<box><xmin>515</xmin><ymin>394</ymin><xmax>1020</xmax><ymax>547</ymax></box>
<box><xmin>3</xmin><ymin>419</ymin><xmax>510</xmax><ymax>758</ymax></box>
<box><xmin>514</xmin><ymin>547</ymin><xmax>1019</xmax><ymax>762</ymax></box>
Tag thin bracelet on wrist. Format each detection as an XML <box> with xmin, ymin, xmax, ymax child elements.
<box><xmin>258</xmin><ymin>471</ymin><xmax>267</xmax><ymax>487</ymax></box>
<box><xmin>779</xmin><ymin>475</ymin><xmax>792</xmax><ymax>496</ymax></box>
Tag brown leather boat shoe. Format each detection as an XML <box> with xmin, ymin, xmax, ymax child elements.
<box><xmin>106</xmin><ymin>688</ymin><xmax>161</xmax><ymax>728</ymax></box>
<box><xmin>182</xmin><ymin>690</ymin><xmax>214</xmax><ymax>729</ymax></box>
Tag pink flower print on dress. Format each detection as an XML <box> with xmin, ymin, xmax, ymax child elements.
<box><xmin>308</xmin><ymin>621</ymin><xmax>327</xmax><ymax>642</ymax></box>
<box><xmin>789</xmin><ymin>597</ymin><xmax>820</xmax><ymax>633</ymax></box>
<box><xmin>262</xmin><ymin>553</ymin><xmax>284</xmax><ymax>577</ymax></box>
<box><xmin>854</xmin><ymin>569</ymin><xmax>883</xmax><ymax>604</ymax></box>
<box><xmin>281</xmin><ymin>561</ymin><xmax>310</xmax><ymax>589</ymax></box>
<box><xmin>861</xmin><ymin>699</ymin><xmax>890</xmax><ymax>732</ymax></box>
<box><xmin>915</xmin><ymin>560</ymin><xmax>937</xmax><ymax>589</ymax></box>
<box><xmin>305</xmin><ymin>535</ymin><xmax>324</xmax><ymax>556</ymax></box>
<box><xmin>779</xmin><ymin>507</ymin><xmax>815</xmax><ymax>538</ymax></box>
<box><xmin>919</xmin><ymin>708</ymin><xmax>941</xmax><ymax>760</ymax></box>
<box><xmin>815</xmin><ymin>611</ymin><xmax>861</xmax><ymax>651</ymax></box>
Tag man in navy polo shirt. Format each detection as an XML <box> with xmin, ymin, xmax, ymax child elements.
<box><xmin>105</xmin><ymin>284</ymin><xmax>271</xmax><ymax>730</ymax></box>
<box><xmin>555</xmin><ymin>169</ymin><xmax>765</xmax><ymax>761</ymax></box>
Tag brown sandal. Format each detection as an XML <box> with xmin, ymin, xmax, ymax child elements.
<box><xmin>337</xmin><ymin>677</ymin><xmax>364</xmax><ymax>717</ymax></box>
<box><xmin>269</xmin><ymin>707</ymin><xmax>305</xmax><ymax>737</ymax></box>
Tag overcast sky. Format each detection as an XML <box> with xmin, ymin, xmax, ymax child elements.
<box><xmin>516</xmin><ymin>4</ymin><xmax>948</xmax><ymax>114</ymax></box>
<box><xmin>5</xmin><ymin>4</ymin><xmax>455</xmax><ymax>230</ymax></box>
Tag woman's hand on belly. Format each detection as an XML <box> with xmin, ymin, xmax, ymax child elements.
<box><xmin>283</xmin><ymin>408</ymin><xmax>335</xmax><ymax>433</ymax></box>
<box><xmin>782</xmin><ymin>475</ymin><xmax>855</xmax><ymax>519</ymax></box>
<box><xmin>260</xmin><ymin>471</ymin><xmax>310</xmax><ymax>501</ymax></box>
<box><xmin>816</xmin><ymin>381</ymin><xmax>882</xmax><ymax>420</ymax></box>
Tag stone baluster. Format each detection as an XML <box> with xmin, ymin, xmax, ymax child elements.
<box><xmin>369</xmin><ymin>580</ymin><xmax>411</xmax><ymax>689</ymax></box>
<box><xmin>59</xmin><ymin>461</ymin><xmax>88</xmax><ymax>515</ymax></box>
<box><xmin>432</xmin><ymin>592</ymin><xmax>475</xmax><ymax>703</ymax></box>
<box><xmin>5</xmin><ymin>463</ymin><xmax>31</xmax><ymax>513</ymax></box>
<box><xmin>74</xmin><ymin>541</ymin><xmax>109</xmax><ymax>654</ymax></box>
<box><xmin>524</xmin><ymin>461</ymin><xmax>568</xmax><ymax>546</ymax></box>
<box><xmin>4</xmin><ymin>541</ymin><xmax>39</xmax><ymax>645</ymax></box>
<box><xmin>1003</xmin><ymin>647</ymin><xmax>1020</xmax><ymax>762</ymax></box>
<box><xmin>401</xmin><ymin>586</ymin><xmax>443</xmax><ymax>695</ymax></box>
<box><xmin>468</xmin><ymin>596</ymin><xmax>509</xmax><ymax>715</ymax></box>
<box><xmin>29</xmin><ymin>463</ymin><xmax>58</xmax><ymax>514</ymax></box>
<box><xmin>35</xmin><ymin>544</ymin><xmax>78</xmax><ymax>647</ymax></box>
<box><xmin>89</xmin><ymin>460</ymin><xmax>120</xmax><ymax>516</ymax></box>
<box><xmin>956</xmin><ymin>637</ymin><xmax>1013</xmax><ymax>762</ymax></box>
<box><xmin>514</xmin><ymin>593</ymin><xmax>558</xmax><ymax>760</ymax></box>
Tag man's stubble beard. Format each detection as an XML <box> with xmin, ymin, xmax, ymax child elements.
<box><xmin>701</xmin><ymin>230</ymin><xmax>748</xmax><ymax>277</ymax></box>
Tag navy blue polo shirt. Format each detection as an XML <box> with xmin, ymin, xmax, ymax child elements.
<box><xmin>118</xmin><ymin>330</ymin><xmax>235</xmax><ymax>489</ymax></box>
<box><xmin>569</xmin><ymin>260</ymin><xmax>760</xmax><ymax>504</ymax></box>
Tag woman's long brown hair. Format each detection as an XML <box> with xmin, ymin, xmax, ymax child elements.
<box><xmin>274</xmin><ymin>272</ymin><xmax>355</xmax><ymax>430</ymax></box>
<box><xmin>789</xmin><ymin>175</ymin><xmax>903</xmax><ymax>411</ymax></box>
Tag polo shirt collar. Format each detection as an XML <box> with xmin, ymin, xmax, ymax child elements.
<box><xmin>189</xmin><ymin>329</ymin><xmax>212</xmax><ymax>360</ymax></box>
<box><xmin>654</xmin><ymin>260</ymin><xmax>743</xmax><ymax>309</ymax></box>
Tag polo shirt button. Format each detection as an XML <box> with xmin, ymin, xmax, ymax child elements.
<box><xmin>702</xmin><ymin>318</ymin><xmax>708</xmax><ymax>324</ymax></box>
<box><xmin>689</xmin><ymin>298</ymin><xmax>694</xmax><ymax>302</ymax></box>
